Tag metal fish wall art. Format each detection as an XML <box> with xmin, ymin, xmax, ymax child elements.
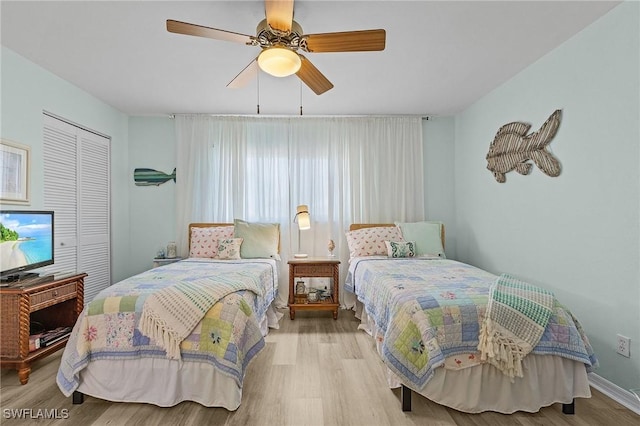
<box><xmin>486</xmin><ymin>110</ymin><xmax>562</xmax><ymax>183</ymax></box>
<box><xmin>134</xmin><ymin>168</ymin><xmax>176</xmax><ymax>186</ymax></box>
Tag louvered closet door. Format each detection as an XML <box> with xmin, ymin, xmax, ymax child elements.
<box><xmin>43</xmin><ymin>116</ymin><xmax>78</xmax><ymax>274</ymax></box>
<box><xmin>42</xmin><ymin>113</ymin><xmax>111</xmax><ymax>303</ymax></box>
<box><xmin>77</xmin><ymin>131</ymin><xmax>110</xmax><ymax>302</ymax></box>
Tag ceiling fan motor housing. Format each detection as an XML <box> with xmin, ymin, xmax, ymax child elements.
<box><xmin>255</xmin><ymin>19</ymin><xmax>305</xmax><ymax>51</ymax></box>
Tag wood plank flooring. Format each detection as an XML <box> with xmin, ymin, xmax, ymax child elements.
<box><xmin>1</xmin><ymin>309</ymin><xmax>638</xmax><ymax>425</ymax></box>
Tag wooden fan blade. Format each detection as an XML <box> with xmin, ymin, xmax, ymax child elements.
<box><xmin>304</xmin><ymin>29</ymin><xmax>386</xmax><ymax>52</ymax></box>
<box><xmin>227</xmin><ymin>59</ymin><xmax>259</xmax><ymax>88</ymax></box>
<box><xmin>296</xmin><ymin>55</ymin><xmax>333</xmax><ymax>95</ymax></box>
<box><xmin>167</xmin><ymin>20</ymin><xmax>253</xmax><ymax>45</ymax></box>
<box><xmin>265</xmin><ymin>0</ymin><xmax>294</xmax><ymax>33</ymax></box>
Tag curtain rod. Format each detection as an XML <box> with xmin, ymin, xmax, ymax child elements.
<box><xmin>168</xmin><ymin>113</ymin><xmax>434</xmax><ymax>120</ymax></box>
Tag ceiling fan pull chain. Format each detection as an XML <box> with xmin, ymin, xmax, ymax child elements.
<box><xmin>257</xmin><ymin>71</ymin><xmax>260</xmax><ymax>115</ymax></box>
<box><xmin>300</xmin><ymin>81</ymin><xmax>303</xmax><ymax>116</ymax></box>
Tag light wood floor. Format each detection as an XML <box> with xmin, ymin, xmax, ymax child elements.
<box><xmin>1</xmin><ymin>309</ymin><xmax>638</xmax><ymax>426</ymax></box>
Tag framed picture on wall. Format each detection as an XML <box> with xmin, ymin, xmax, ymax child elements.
<box><xmin>0</xmin><ymin>139</ymin><xmax>30</xmax><ymax>204</ymax></box>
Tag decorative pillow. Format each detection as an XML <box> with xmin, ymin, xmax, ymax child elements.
<box><xmin>215</xmin><ymin>238</ymin><xmax>243</xmax><ymax>260</ymax></box>
<box><xmin>385</xmin><ymin>241</ymin><xmax>416</xmax><ymax>258</ymax></box>
<box><xmin>233</xmin><ymin>219</ymin><xmax>281</xmax><ymax>260</ymax></box>
<box><xmin>189</xmin><ymin>225</ymin><xmax>234</xmax><ymax>258</ymax></box>
<box><xmin>345</xmin><ymin>226</ymin><xmax>403</xmax><ymax>259</ymax></box>
<box><xmin>395</xmin><ymin>221</ymin><xmax>445</xmax><ymax>258</ymax></box>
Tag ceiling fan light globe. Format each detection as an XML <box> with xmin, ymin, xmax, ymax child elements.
<box><xmin>258</xmin><ymin>47</ymin><xmax>301</xmax><ymax>77</ymax></box>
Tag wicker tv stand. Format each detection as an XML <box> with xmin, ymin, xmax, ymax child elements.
<box><xmin>0</xmin><ymin>272</ymin><xmax>86</xmax><ymax>384</ymax></box>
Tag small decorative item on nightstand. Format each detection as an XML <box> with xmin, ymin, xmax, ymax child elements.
<box><xmin>327</xmin><ymin>239</ymin><xmax>335</xmax><ymax>257</ymax></box>
<box><xmin>294</xmin><ymin>281</ymin><xmax>307</xmax><ymax>304</ymax></box>
<box><xmin>166</xmin><ymin>241</ymin><xmax>177</xmax><ymax>258</ymax></box>
<box><xmin>307</xmin><ymin>289</ymin><xmax>319</xmax><ymax>302</ymax></box>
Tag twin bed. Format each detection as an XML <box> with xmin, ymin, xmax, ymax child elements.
<box><xmin>345</xmin><ymin>223</ymin><xmax>597</xmax><ymax>414</ymax></box>
<box><xmin>57</xmin><ymin>222</ymin><xmax>281</xmax><ymax>410</ymax></box>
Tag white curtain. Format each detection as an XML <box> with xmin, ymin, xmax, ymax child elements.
<box><xmin>175</xmin><ymin>115</ymin><xmax>425</xmax><ymax>308</ymax></box>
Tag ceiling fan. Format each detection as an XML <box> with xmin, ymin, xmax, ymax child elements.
<box><xmin>166</xmin><ymin>0</ymin><xmax>386</xmax><ymax>95</ymax></box>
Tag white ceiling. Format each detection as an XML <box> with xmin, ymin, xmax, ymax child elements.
<box><xmin>1</xmin><ymin>1</ymin><xmax>620</xmax><ymax>117</ymax></box>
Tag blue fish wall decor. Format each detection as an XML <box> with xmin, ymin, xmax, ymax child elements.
<box><xmin>486</xmin><ymin>110</ymin><xmax>562</xmax><ymax>183</ymax></box>
<box><xmin>134</xmin><ymin>168</ymin><xmax>176</xmax><ymax>186</ymax></box>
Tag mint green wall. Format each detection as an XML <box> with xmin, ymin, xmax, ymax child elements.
<box><xmin>423</xmin><ymin>117</ymin><xmax>456</xmax><ymax>259</ymax></box>
<box><xmin>0</xmin><ymin>47</ymin><xmax>133</xmax><ymax>283</ymax></box>
<box><xmin>128</xmin><ymin>117</ymin><xmax>177</xmax><ymax>274</ymax></box>
<box><xmin>453</xmin><ymin>2</ymin><xmax>639</xmax><ymax>391</ymax></box>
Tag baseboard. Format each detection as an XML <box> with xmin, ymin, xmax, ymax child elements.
<box><xmin>588</xmin><ymin>372</ymin><xmax>640</xmax><ymax>415</ymax></box>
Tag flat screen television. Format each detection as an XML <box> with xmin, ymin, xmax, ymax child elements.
<box><xmin>0</xmin><ymin>210</ymin><xmax>54</xmax><ymax>282</ymax></box>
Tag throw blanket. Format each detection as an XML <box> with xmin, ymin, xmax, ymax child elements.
<box><xmin>140</xmin><ymin>275</ymin><xmax>263</xmax><ymax>360</ymax></box>
<box><xmin>478</xmin><ymin>274</ymin><xmax>554</xmax><ymax>379</ymax></box>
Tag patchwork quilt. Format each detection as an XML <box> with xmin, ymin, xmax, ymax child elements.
<box><xmin>345</xmin><ymin>257</ymin><xmax>597</xmax><ymax>390</ymax></box>
<box><xmin>57</xmin><ymin>258</ymin><xmax>278</xmax><ymax>396</ymax></box>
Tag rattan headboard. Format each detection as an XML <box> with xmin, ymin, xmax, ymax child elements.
<box><xmin>187</xmin><ymin>222</ymin><xmax>281</xmax><ymax>254</ymax></box>
<box><xmin>349</xmin><ymin>223</ymin><xmax>445</xmax><ymax>250</ymax></box>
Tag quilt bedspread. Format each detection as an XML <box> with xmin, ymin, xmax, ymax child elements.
<box><xmin>345</xmin><ymin>257</ymin><xmax>597</xmax><ymax>390</ymax></box>
<box><xmin>57</xmin><ymin>258</ymin><xmax>278</xmax><ymax>396</ymax></box>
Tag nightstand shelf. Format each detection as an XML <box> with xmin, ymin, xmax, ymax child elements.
<box><xmin>288</xmin><ymin>258</ymin><xmax>340</xmax><ymax>320</ymax></box>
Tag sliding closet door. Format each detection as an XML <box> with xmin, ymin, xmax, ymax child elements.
<box><xmin>42</xmin><ymin>113</ymin><xmax>111</xmax><ymax>303</ymax></box>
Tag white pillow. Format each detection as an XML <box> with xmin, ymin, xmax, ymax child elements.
<box><xmin>395</xmin><ymin>221</ymin><xmax>445</xmax><ymax>258</ymax></box>
<box><xmin>233</xmin><ymin>219</ymin><xmax>281</xmax><ymax>260</ymax></box>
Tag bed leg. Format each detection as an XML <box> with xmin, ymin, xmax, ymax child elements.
<box><xmin>562</xmin><ymin>399</ymin><xmax>575</xmax><ymax>415</ymax></box>
<box><xmin>401</xmin><ymin>385</ymin><xmax>412</xmax><ymax>412</ymax></box>
<box><xmin>72</xmin><ymin>391</ymin><xmax>85</xmax><ymax>404</ymax></box>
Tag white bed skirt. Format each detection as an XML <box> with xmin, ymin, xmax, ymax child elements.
<box><xmin>400</xmin><ymin>353</ymin><xmax>591</xmax><ymax>414</ymax></box>
<box><xmin>355</xmin><ymin>302</ymin><xmax>591</xmax><ymax>414</ymax></box>
<box><xmin>77</xmin><ymin>356</ymin><xmax>243</xmax><ymax>409</ymax></box>
<box><xmin>75</xmin><ymin>305</ymin><xmax>283</xmax><ymax>410</ymax></box>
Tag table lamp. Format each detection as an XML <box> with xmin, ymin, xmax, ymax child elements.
<box><xmin>293</xmin><ymin>204</ymin><xmax>310</xmax><ymax>258</ymax></box>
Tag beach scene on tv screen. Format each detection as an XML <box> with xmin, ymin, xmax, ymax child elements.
<box><xmin>0</xmin><ymin>212</ymin><xmax>53</xmax><ymax>272</ymax></box>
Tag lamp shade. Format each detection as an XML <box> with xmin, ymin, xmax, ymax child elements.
<box><xmin>295</xmin><ymin>204</ymin><xmax>311</xmax><ymax>230</ymax></box>
<box><xmin>258</xmin><ymin>47</ymin><xmax>302</xmax><ymax>77</ymax></box>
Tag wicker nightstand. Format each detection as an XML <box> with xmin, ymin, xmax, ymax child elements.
<box><xmin>288</xmin><ymin>258</ymin><xmax>340</xmax><ymax>320</ymax></box>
